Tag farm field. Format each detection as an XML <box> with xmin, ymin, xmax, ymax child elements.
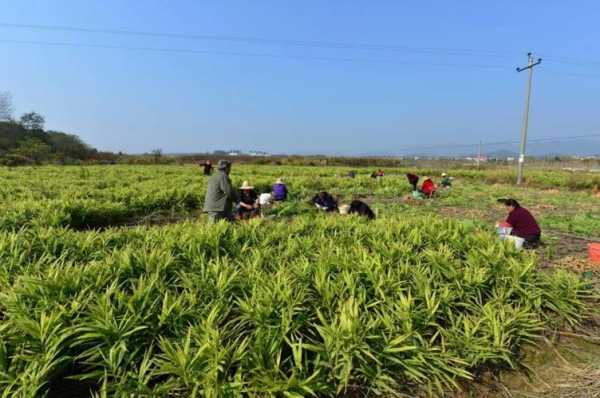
<box><xmin>0</xmin><ymin>164</ymin><xmax>599</xmax><ymax>397</ymax></box>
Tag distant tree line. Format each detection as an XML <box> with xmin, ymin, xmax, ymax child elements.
<box><xmin>0</xmin><ymin>92</ymin><xmax>117</xmax><ymax>166</ymax></box>
<box><xmin>0</xmin><ymin>116</ymin><xmax>118</xmax><ymax>166</ymax></box>
<box><xmin>0</xmin><ymin>112</ymin><xmax>116</xmax><ymax>166</ymax></box>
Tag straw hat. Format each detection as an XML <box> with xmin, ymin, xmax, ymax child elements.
<box><xmin>339</xmin><ymin>204</ymin><xmax>351</xmax><ymax>215</ymax></box>
<box><xmin>423</xmin><ymin>176</ymin><xmax>430</xmax><ymax>180</ymax></box>
<box><xmin>441</xmin><ymin>173</ymin><xmax>447</xmax><ymax>177</ymax></box>
<box><xmin>275</xmin><ymin>178</ymin><xmax>283</xmax><ymax>184</ymax></box>
<box><xmin>240</xmin><ymin>181</ymin><xmax>254</xmax><ymax>190</ymax></box>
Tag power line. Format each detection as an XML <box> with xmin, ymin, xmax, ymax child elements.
<box><xmin>0</xmin><ymin>38</ymin><xmax>513</xmax><ymax>70</ymax></box>
<box><xmin>540</xmin><ymin>57</ymin><xmax>600</xmax><ymax>68</ymax></box>
<box><xmin>3</xmin><ymin>21</ymin><xmax>600</xmax><ymax>67</ymax></box>
<box><xmin>0</xmin><ymin>21</ymin><xmax>529</xmax><ymax>59</ymax></box>
<box><xmin>539</xmin><ymin>68</ymin><xmax>600</xmax><ymax>79</ymax></box>
<box><xmin>393</xmin><ymin>133</ymin><xmax>600</xmax><ymax>153</ymax></box>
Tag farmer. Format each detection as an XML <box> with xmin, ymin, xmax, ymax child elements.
<box><xmin>421</xmin><ymin>176</ymin><xmax>437</xmax><ymax>198</ymax></box>
<box><xmin>370</xmin><ymin>169</ymin><xmax>385</xmax><ymax>179</ymax></box>
<box><xmin>202</xmin><ymin>160</ymin><xmax>213</xmax><ymax>176</ymax></box>
<box><xmin>347</xmin><ymin>170</ymin><xmax>356</xmax><ymax>179</ymax></box>
<box><xmin>203</xmin><ymin>160</ymin><xmax>237</xmax><ymax>222</ymax></box>
<box><xmin>406</xmin><ymin>173</ymin><xmax>420</xmax><ymax>191</ymax></box>
<box><xmin>440</xmin><ymin>173</ymin><xmax>453</xmax><ymax>188</ymax></box>
<box><xmin>339</xmin><ymin>200</ymin><xmax>376</xmax><ymax>220</ymax></box>
<box><xmin>311</xmin><ymin>191</ymin><xmax>338</xmax><ymax>212</ymax></box>
<box><xmin>271</xmin><ymin>178</ymin><xmax>288</xmax><ymax>202</ymax></box>
<box><xmin>497</xmin><ymin>198</ymin><xmax>541</xmax><ymax>248</ymax></box>
<box><xmin>236</xmin><ymin>181</ymin><xmax>260</xmax><ymax>220</ymax></box>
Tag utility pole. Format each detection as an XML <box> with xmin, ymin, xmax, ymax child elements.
<box><xmin>516</xmin><ymin>53</ymin><xmax>542</xmax><ymax>185</ymax></box>
<box><xmin>477</xmin><ymin>140</ymin><xmax>482</xmax><ymax>168</ymax></box>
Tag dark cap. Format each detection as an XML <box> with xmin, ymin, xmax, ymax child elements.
<box><xmin>217</xmin><ymin>160</ymin><xmax>231</xmax><ymax>170</ymax></box>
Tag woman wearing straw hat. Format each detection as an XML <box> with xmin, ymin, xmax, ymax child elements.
<box><xmin>271</xmin><ymin>178</ymin><xmax>288</xmax><ymax>202</ymax></box>
<box><xmin>236</xmin><ymin>181</ymin><xmax>260</xmax><ymax>220</ymax></box>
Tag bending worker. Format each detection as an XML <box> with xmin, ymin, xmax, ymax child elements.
<box><xmin>203</xmin><ymin>160</ymin><xmax>238</xmax><ymax>222</ymax></box>
<box><xmin>421</xmin><ymin>176</ymin><xmax>437</xmax><ymax>198</ymax></box>
<box><xmin>497</xmin><ymin>198</ymin><xmax>541</xmax><ymax>248</ymax></box>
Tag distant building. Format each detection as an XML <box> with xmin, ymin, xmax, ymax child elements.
<box><xmin>248</xmin><ymin>150</ymin><xmax>270</xmax><ymax>157</ymax></box>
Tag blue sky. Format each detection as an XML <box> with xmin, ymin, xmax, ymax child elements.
<box><xmin>1</xmin><ymin>1</ymin><xmax>600</xmax><ymax>155</ymax></box>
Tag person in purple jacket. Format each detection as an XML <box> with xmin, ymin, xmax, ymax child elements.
<box><xmin>271</xmin><ymin>178</ymin><xmax>288</xmax><ymax>202</ymax></box>
<box><xmin>497</xmin><ymin>198</ymin><xmax>541</xmax><ymax>248</ymax></box>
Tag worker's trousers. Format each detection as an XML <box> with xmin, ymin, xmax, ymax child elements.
<box><xmin>206</xmin><ymin>211</ymin><xmax>234</xmax><ymax>223</ymax></box>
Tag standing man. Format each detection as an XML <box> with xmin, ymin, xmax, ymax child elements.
<box><xmin>203</xmin><ymin>160</ymin><xmax>238</xmax><ymax>222</ymax></box>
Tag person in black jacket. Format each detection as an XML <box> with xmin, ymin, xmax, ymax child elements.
<box><xmin>406</xmin><ymin>173</ymin><xmax>419</xmax><ymax>191</ymax></box>
<box><xmin>339</xmin><ymin>200</ymin><xmax>376</xmax><ymax>220</ymax></box>
<box><xmin>236</xmin><ymin>181</ymin><xmax>260</xmax><ymax>220</ymax></box>
<box><xmin>311</xmin><ymin>191</ymin><xmax>338</xmax><ymax>212</ymax></box>
<box><xmin>202</xmin><ymin>160</ymin><xmax>213</xmax><ymax>176</ymax></box>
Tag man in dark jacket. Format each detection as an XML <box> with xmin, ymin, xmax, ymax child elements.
<box><xmin>406</xmin><ymin>173</ymin><xmax>419</xmax><ymax>191</ymax></box>
<box><xmin>202</xmin><ymin>160</ymin><xmax>213</xmax><ymax>176</ymax></box>
<box><xmin>339</xmin><ymin>200</ymin><xmax>376</xmax><ymax>220</ymax></box>
<box><xmin>311</xmin><ymin>191</ymin><xmax>338</xmax><ymax>212</ymax></box>
<box><xmin>203</xmin><ymin>160</ymin><xmax>238</xmax><ymax>222</ymax></box>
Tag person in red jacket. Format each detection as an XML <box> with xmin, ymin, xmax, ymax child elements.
<box><xmin>497</xmin><ymin>198</ymin><xmax>541</xmax><ymax>248</ymax></box>
<box><xmin>420</xmin><ymin>176</ymin><xmax>437</xmax><ymax>198</ymax></box>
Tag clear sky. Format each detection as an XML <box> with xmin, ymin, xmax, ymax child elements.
<box><xmin>2</xmin><ymin>1</ymin><xmax>600</xmax><ymax>155</ymax></box>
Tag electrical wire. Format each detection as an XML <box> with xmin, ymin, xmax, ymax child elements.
<box><xmin>393</xmin><ymin>133</ymin><xmax>600</xmax><ymax>153</ymax></box>
<box><xmin>0</xmin><ymin>21</ymin><xmax>522</xmax><ymax>58</ymax></box>
<box><xmin>3</xmin><ymin>21</ymin><xmax>600</xmax><ymax>67</ymax></box>
<box><xmin>0</xmin><ymin>38</ymin><xmax>513</xmax><ymax>70</ymax></box>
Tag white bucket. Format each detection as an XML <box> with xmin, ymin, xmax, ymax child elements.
<box><xmin>259</xmin><ymin>193</ymin><xmax>272</xmax><ymax>206</ymax></box>
<box><xmin>501</xmin><ymin>235</ymin><xmax>525</xmax><ymax>250</ymax></box>
<box><xmin>512</xmin><ymin>236</ymin><xmax>525</xmax><ymax>250</ymax></box>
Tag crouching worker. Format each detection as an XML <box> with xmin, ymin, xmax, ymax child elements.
<box><xmin>497</xmin><ymin>198</ymin><xmax>541</xmax><ymax>249</ymax></box>
<box><xmin>440</xmin><ymin>173</ymin><xmax>453</xmax><ymax>188</ymax></box>
<box><xmin>203</xmin><ymin>160</ymin><xmax>237</xmax><ymax>222</ymax></box>
<box><xmin>406</xmin><ymin>173</ymin><xmax>420</xmax><ymax>191</ymax></box>
<box><xmin>371</xmin><ymin>169</ymin><xmax>385</xmax><ymax>179</ymax></box>
<box><xmin>272</xmin><ymin>178</ymin><xmax>288</xmax><ymax>201</ymax></box>
<box><xmin>312</xmin><ymin>191</ymin><xmax>338</xmax><ymax>212</ymax></box>
<box><xmin>339</xmin><ymin>200</ymin><xmax>376</xmax><ymax>220</ymax></box>
<box><xmin>236</xmin><ymin>181</ymin><xmax>260</xmax><ymax>220</ymax></box>
<box><xmin>420</xmin><ymin>176</ymin><xmax>437</xmax><ymax>198</ymax></box>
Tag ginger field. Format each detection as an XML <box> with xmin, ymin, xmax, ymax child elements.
<box><xmin>0</xmin><ymin>165</ymin><xmax>599</xmax><ymax>397</ymax></box>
